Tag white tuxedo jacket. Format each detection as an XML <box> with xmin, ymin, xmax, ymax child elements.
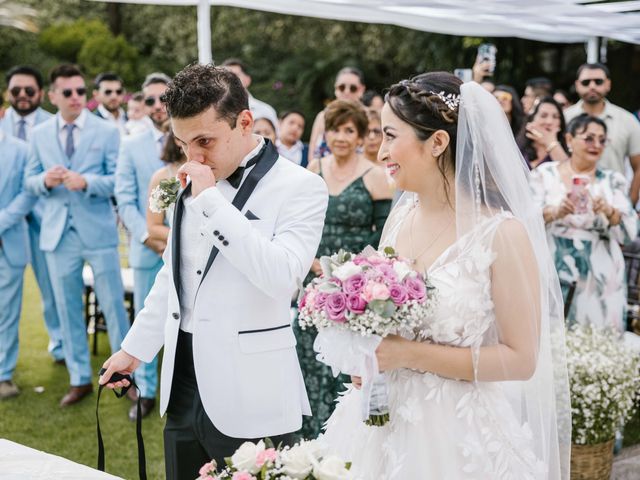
<box><xmin>121</xmin><ymin>146</ymin><xmax>328</xmax><ymax>438</ymax></box>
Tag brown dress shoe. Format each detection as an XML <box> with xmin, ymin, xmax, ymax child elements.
<box><xmin>128</xmin><ymin>398</ymin><xmax>155</xmax><ymax>421</ymax></box>
<box><xmin>54</xmin><ymin>358</ymin><xmax>66</xmax><ymax>366</ymax></box>
<box><xmin>0</xmin><ymin>380</ymin><xmax>20</xmax><ymax>399</ymax></box>
<box><xmin>59</xmin><ymin>384</ymin><xmax>93</xmax><ymax>407</ymax></box>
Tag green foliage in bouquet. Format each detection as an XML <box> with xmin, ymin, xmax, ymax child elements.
<box><xmin>566</xmin><ymin>326</ymin><xmax>640</xmax><ymax>445</ymax></box>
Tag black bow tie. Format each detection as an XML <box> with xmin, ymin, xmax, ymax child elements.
<box><xmin>225</xmin><ymin>155</ymin><xmax>259</xmax><ymax>189</ymax></box>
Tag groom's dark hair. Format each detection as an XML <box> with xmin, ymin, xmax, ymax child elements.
<box><xmin>161</xmin><ymin>63</ymin><xmax>249</xmax><ymax>128</ymax></box>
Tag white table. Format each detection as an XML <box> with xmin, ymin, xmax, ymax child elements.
<box><xmin>0</xmin><ymin>439</ymin><xmax>123</xmax><ymax>479</ymax></box>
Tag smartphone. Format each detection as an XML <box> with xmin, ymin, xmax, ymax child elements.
<box><xmin>454</xmin><ymin>68</ymin><xmax>473</xmax><ymax>83</ymax></box>
<box><xmin>477</xmin><ymin>43</ymin><xmax>497</xmax><ymax>74</ymax></box>
<box><xmin>571</xmin><ymin>175</ymin><xmax>590</xmax><ymax>214</ymax></box>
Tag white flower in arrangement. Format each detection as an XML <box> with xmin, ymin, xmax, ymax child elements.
<box><xmin>313</xmin><ymin>455</ymin><xmax>354</xmax><ymax>480</ymax></box>
<box><xmin>230</xmin><ymin>440</ymin><xmax>263</xmax><ymax>474</ymax></box>
<box><xmin>392</xmin><ymin>260</ymin><xmax>415</xmax><ymax>281</ymax></box>
<box><xmin>279</xmin><ymin>440</ymin><xmax>321</xmax><ymax>478</ymax></box>
<box><xmin>149</xmin><ymin>177</ymin><xmax>180</xmax><ymax>213</ymax></box>
<box><xmin>331</xmin><ymin>261</ymin><xmax>362</xmax><ymax>281</ymax></box>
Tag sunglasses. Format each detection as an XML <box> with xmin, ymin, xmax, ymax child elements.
<box><xmin>10</xmin><ymin>86</ymin><xmax>37</xmax><ymax>97</ymax></box>
<box><xmin>144</xmin><ymin>96</ymin><xmax>162</xmax><ymax>106</ymax></box>
<box><xmin>103</xmin><ymin>88</ymin><xmax>123</xmax><ymax>96</ymax></box>
<box><xmin>366</xmin><ymin>127</ymin><xmax>382</xmax><ymax>137</ymax></box>
<box><xmin>494</xmin><ymin>92</ymin><xmax>513</xmax><ymax>102</ymax></box>
<box><xmin>61</xmin><ymin>87</ymin><xmax>87</xmax><ymax>98</ymax></box>
<box><xmin>579</xmin><ymin>78</ymin><xmax>605</xmax><ymax>87</ymax></box>
<box><xmin>336</xmin><ymin>84</ymin><xmax>359</xmax><ymax>94</ymax></box>
<box><xmin>578</xmin><ymin>134</ymin><xmax>608</xmax><ymax>147</ymax></box>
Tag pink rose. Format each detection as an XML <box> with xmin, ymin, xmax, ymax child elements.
<box><xmin>353</xmin><ymin>256</ymin><xmax>367</xmax><ymax>265</ymax></box>
<box><xmin>363</xmin><ymin>282</ymin><xmax>390</xmax><ymax>302</ymax></box>
<box><xmin>256</xmin><ymin>448</ymin><xmax>277</xmax><ymax>467</ymax></box>
<box><xmin>389</xmin><ymin>284</ymin><xmax>409</xmax><ymax>306</ymax></box>
<box><xmin>315</xmin><ymin>292</ymin><xmax>328</xmax><ymax>309</ymax></box>
<box><xmin>366</xmin><ymin>255</ymin><xmax>386</xmax><ymax>265</ymax></box>
<box><xmin>299</xmin><ymin>292</ymin><xmax>307</xmax><ymax>309</ymax></box>
<box><xmin>346</xmin><ymin>294</ymin><xmax>367</xmax><ymax>314</ymax></box>
<box><xmin>199</xmin><ymin>461</ymin><xmax>217</xmax><ymax>477</ymax></box>
<box><xmin>343</xmin><ymin>273</ymin><xmax>366</xmax><ymax>295</ymax></box>
<box><xmin>325</xmin><ymin>292</ymin><xmax>347</xmax><ymax>322</ymax></box>
<box><xmin>404</xmin><ymin>276</ymin><xmax>426</xmax><ymax>301</ymax></box>
<box><xmin>232</xmin><ymin>473</ymin><xmax>256</xmax><ymax>480</ymax></box>
<box><xmin>377</xmin><ymin>264</ymin><xmax>398</xmax><ymax>283</ymax></box>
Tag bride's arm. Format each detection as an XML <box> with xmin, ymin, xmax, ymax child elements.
<box><xmin>376</xmin><ymin>219</ymin><xmax>541</xmax><ymax>382</ymax></box>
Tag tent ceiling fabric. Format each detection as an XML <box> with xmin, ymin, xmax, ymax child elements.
<box><xmin>89</xmin><ymin>0</ymin><xmax>640</xmax><ymax>45</ymax></box>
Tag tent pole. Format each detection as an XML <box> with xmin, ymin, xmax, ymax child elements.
<box><xmin>197</xmin><ymin>0</ymin><xmax>212</xmax><ymax>64</ymax></box>
<box><xmin>587</xmin><ymin>36</ymin><xmax>600</xmax><ymax>63</ymax></box>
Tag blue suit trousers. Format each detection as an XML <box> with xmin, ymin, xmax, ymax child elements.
<box><xmin>0</xmin><ymin>250</ymin><xmax>25</xmax><ymax>382</ymax></box>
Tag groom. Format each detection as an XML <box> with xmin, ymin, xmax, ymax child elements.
<box><xmin>100</xmin><ymin>64</ymin><xmax>327</xmax><ymax>479</ymax></box>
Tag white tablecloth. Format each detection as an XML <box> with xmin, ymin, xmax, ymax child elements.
<box><xmin>0</xmin><ymin>439</ymin><xmax>123</xmax><ymax>479</ymax></box>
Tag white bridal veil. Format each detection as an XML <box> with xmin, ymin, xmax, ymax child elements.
<box><xmin>383</xmin><ymin>81</ymin><xmax>571</xmax><ymax>478</ymax></box>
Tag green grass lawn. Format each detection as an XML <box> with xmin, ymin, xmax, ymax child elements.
<box><xmin>0</xmin><ymin>268</ymin><xmax>166</xmax><ymax>479</ymax></box>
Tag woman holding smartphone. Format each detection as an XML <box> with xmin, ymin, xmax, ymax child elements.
<box><xmin>530</xmin><ymin>113</ymin><xmax>637</xmax><ymax>331</ymax></box>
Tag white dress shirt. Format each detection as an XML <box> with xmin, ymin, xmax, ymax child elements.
<box><xmin>178</xmin><ymin>138</ymin><xmax>264</xmax><ymax>333</ymax></box>
<box><xmin>276</xmin><ymin>139</ymin><xmax>304</xmax><ymax>165</ymax></box>
<box><xmin>56</xmin><ymin>109</ymin><xmax>88</xmax><ymax>152</ymax></box>
<box><xmin>97</xmin><ymin>104</ymin><xmax>128</xmax><ymax>136</ymax></box>
<box><xmin>6</xmin><ymin>107</ymin><xmax>37</xmax><ymax>140</ymax></box>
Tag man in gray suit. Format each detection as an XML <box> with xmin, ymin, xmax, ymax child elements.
<box><xmin>0</xmin><ymin>65</ymin><xmax>64</xmax><ymax>367</ymax></box>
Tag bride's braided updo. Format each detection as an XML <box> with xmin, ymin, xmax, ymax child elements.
<box><xmin>386</xmin><ymin>72</ymin><xmax>462</xmax><ymax>201</ymax></box>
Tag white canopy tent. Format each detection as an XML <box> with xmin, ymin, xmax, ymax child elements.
<box><xmin>90</xmin><ymin>0</ymin><xmax>640</xmax><ymax>64</ymax></box>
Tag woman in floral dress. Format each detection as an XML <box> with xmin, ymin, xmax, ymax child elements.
<box><xmin>530</xmin><ymin>114</ymin><xmax>637</xmax><ymax>331</ymax></box>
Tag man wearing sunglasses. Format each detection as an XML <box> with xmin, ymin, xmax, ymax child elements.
<box><xmin>565</xmin><ymin>63</ymin><xmax>640</xmax><ymax>204</ymax></box>
<box><xmin>115</xmin><ymin>71</ymin><xmax>171</xmax><ymax>421</ymax></box>
<box><xmin>24</xmin><ymin>64</ymin><xmax>130</xmax><ymax>407</ymax></box>
<box><xmin>0</xmin><ymin>65</ymin><xmax>65</xmax><ymax>370</ymax></box>
<box><xmin>93</xmin><ymin>72</ymin><xmax>127</xmax><ymax>136</ymax></box>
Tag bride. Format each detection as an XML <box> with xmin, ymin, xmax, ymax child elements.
<box><xmin>321</xmin><ymin>73</ymin><xmax>571</xmax><ymax>479</ymax></box>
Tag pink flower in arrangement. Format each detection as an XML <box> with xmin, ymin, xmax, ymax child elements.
<box><xmin>325</xmin><ymin>292</ymin><xmax>347</xmax><ymax>322</ymax></box>
<box><xmin>389</xmin><ymin>283</ymin><xmax>409</xmax><ymax>305</ymax></box>
<box><xmin>343</xmin><ymin>273</ymin><xmax>366</xmax><ymax>295</ymax></box>
<box><xmin>377</xmin><ymin>264</ymin><xmax>398</xmax><ymax>283</ymax></box>
<box><xmin>199</xmin><ymin>461</ymin><xmax>217</xmax><ymax>477</ymax></box>
<box><xmin>346</xmin><ymin>294</ymin><xmax>367</xmax><ymax>314</ymax></box>
<box><xmin>353</xmin><ymin>256</ymin><xmax>367</xmax><ymax>266</ymax></box>
<box><xmin>404</xmin><ymin>276</ymin><xmax>426</xmax><ymax>301</ymax></box>
<box><xmin>256</xmin><ymin>448</ymin><xmax>277</xmax><ymax>467</ymax></box>
<box><xmin>363</xmin><ymin>282</ymin><xmax>390</xmax><ymax>302</ymax></box>
<box><xmin>315</xmin><ymin>292</ymin><xmax>329</xmax><ymax>309</ymax></box>
<box><xmin>231</xmin><ymin>473</ymin><xmax>256</xmax><ymax>480</ymax></box>
<box><xmin>366</xmin><ymin>255</ymin><xmax>386</xmax><ymax>266</ymax></box>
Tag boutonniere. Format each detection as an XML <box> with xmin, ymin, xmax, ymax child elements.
<box><xmin>149</xmin><ymin>177</ymin><xmax>180</xmax><ymax>213</ymax></box>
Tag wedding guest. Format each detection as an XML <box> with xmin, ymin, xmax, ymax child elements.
<box><xmin>0</xmin><ymin>65</ymin><xmax>64</xmax><ymax>366</ymax></box>
<box><xmin>517</xmin><ymin>97</ymin><xmax>569</xmax><ymax>169</ymax></box>
<box><xmin>295</xmin><ymin>99</ymin><xmax>392</xmax><ymax>439</ymax></box>
<box><xmin>253</xmin><ymin>116</ymin><xmax>277</xmax><ymax>143</ymax></box>
<box><xmin>522</xmin><ymin>76</ymin><xmax>553</xmax><ymax>113</ymax></box>
<box><xmin>553</xmin><ymin>89</ymin><xmax>573</xmax><ymax>110</ymax></box>
<box><xmin>115</xmin><ymin>72</ymin><xmax>171</xmax><ymax>420</ymax></box>
<box><xmin>564</xmin><ymin>63</ymin><xmax>640</xmax><ymax>204</ymax></box>
<box><xmin>93</xmin><ymin>72</ymin><xmax>127</xmax><ymax>136</ymax></box>
<box><xmin>276</xmin><ymin>110</ymin><xmax>308</xmax><ymax>167</ymax></box>
<box><xmin>24</xmin><ymin>64</ymin><xmax>130</xmax><ymax>406</ymax></box>
<box><xmin>363</xmin><ymin>108</ymin><xmax>383</xmax><ymax>166</ymax></box>
<box><xmin>0</xmin><ymin>131</ymin><xmax>37</xmax><ymax>399</ymax></box>
<box><xmin>308</xmin><ymin>66</ymin><xmax>366</xmax><ymax>164</ymax></box>
<box><xmin>362</xmin><ymin>90</ymin><xmax>384</xmax><ymax>113</ymax></box>
<box><xmin>125</xmin><ymin>92</ymin><xmax>153</xmax><ymax>135</ymax></box>
<box><xmin>493</xmin><ymin>85</ymin><xmax>525</xmax><ymax>138</ymax></box>
<box><xmin>530</xmin><ymin>114</ymin><xmax>637</xmax><ymax>332</ymax></box>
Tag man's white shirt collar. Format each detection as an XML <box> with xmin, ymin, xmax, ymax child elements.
<box><xmin>239</xmin><ymin>136</ymin><xmax>265</xmax><ymax>168</ymax></box>
<box><xmin>57</xmin><ymin>108</ymin><xmax>87</xmax><ymax>132</ymax></box>
<box><xmin>10</xmin><ymin>108</ymin><xmax>38</xmax><ymax>128</ymax></box>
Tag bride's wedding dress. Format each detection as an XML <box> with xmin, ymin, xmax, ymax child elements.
<box><xmin>323</xmin><ymin>210</ymin><xmax>547</xmax><ymax>479</ymax></box>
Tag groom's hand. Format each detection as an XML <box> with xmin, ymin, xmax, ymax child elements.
<box><xmin>177</xmin><ymin>160</ymin><xmax>216</xmax><ymax>197</ymax></box>
<box><xmin>99</xmin><ymin>349</ymin><xmax>140</xmax><ymax>389</ymax></box>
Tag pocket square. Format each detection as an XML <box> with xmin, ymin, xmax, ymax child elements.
<box><xmin>245</xmin><ymin>210</ymin><xmax>260</xmax><ymax>220</ymax></box>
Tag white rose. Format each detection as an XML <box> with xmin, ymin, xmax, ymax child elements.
<box><xmin>332</xmin><ymin>261</ymin><xmax>362</xmax><ymax>281</ymax></box>
<box><xmin>279</xmin><ymin>442</ymin><xmax>317</xmax><ymax>479</ymax></box>
<box><xmin>393</xmin><ymin>260</ymin><xmax>415</xmax><ymax>281</ymax></box>
<box><xmin>313</xmin><ymin>456</ymin><xmax>352</xmax><ymax>480</ymax></box>
<box><xmin>230</xmin><ymin>440</ymin><xmax>262</xmax><ymax>474</ymax></box>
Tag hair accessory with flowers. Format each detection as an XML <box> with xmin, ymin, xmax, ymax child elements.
<box><xmin>149</xmin><ymin>177</ymin><xmax>180</xmax><ymax>213</ymax></box>
<box><xmin>429</xmin><ymin>90</ymin><xmax>461</xmax><ymax>111</ymax></box>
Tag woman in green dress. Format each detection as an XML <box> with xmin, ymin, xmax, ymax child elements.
<box><xmin>295</xmin><ymin>99</ymin><xmax>393</xmax><ymax>439</ymax></box>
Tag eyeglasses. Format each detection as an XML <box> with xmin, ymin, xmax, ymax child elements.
<box><xmin>494</xmin><ymin>92</ymin><xmax>513</xmax><ymax>102</ymax></box>
<box><xmin>103</xmin><ymin>88</ymin><xmax>123</xmax><ymax>96</ymax></box>
<box><xmin>10</xmin><ymin>86</ymin><xmax>37</xmax><ymax>97</ymax></box>
<box><xmin>336</xmin><ymin>84</ymin><xmax>359</xmax><ymax>94</ymax></box>
<box><xmin>577</xmin><ymin>134</ymin><xmax>608</xmax><ymax>147</ymax></box>
<box><xmin>61</xmin><ymin>87</ymin><xmax>87</xmax><ymax>98</ymax></box>
<box><xmin>366</xmin><ymin>127</ymin><xmax>382</xmax><ymax>137</ymax></box>
<box><xmin>579</xmin><ymin>78</ymin><xmax>605</xmax><ymax>87</ymax></box>
<box><xmin>144</xmin><ymin>96</ymin><xmax>162</xmax><ymax>106</ymax></box>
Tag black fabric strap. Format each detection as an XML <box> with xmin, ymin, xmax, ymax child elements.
<box><xmin>96</xmin><ymin>373</ymin><xmax>147</xmax><ymax>480</ymax></box>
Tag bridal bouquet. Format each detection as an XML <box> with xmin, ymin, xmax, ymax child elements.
<box><xmin>196</xmin><ymin>438</ymin><xmax>353</xmax><ymax>480</ymax></box>
<box><xmin>149</xmin><ymin>176</ymin><xmax>180</xmax><ymax>213</ymax></box>
<box><xmin>298</xmin><ymin>247</ymin><xmax>436</xmax><ymax>425</ymax></box>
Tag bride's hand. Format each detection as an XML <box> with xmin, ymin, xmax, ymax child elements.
<box><xmin>375</xmin><ymin>334</ymin><xmax>410</xmax><ymax>372</ymax></box>
<box><xmin>351</xmin><ymin>376</ymin><xmax>362</xmax><ymax>389</ymax></box>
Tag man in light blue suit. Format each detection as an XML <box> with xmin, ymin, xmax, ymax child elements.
<box><xmin>24</xmin><ymin>64</ymin><xmax>130</xmax><ymax>407</ymax></box>
<box><xmin>0</xmin><ymin>131</ymin><xmax>37</xmax><ymax>399</ymax></box>
<box><xmin>1</xmin><ymin>65</ymin><xmax>64</xmax><ymax>365</ymax></box>
<box><xmin>115</xmin><ymin>72</ymin><xmax>171</xmax><ymax>420</ymax></box>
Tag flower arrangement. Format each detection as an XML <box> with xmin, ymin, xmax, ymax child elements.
<box><xmin>566</xmin><ymin>326</ymin><xmax>640</xmax><ymax>445</ymax></box>
<box><xmin>149</xmin><ymin>177</ymin><xmax>180</xmax><ymax>213</ymax></box>
<box><xmin>196</xmin><ymin>438</ymin><xmax>353</xmax><ymax>480</ymax></box>
<box><xmin>298</xmin><ymin>247</ymin><xmax>436</xmax><ymax>337</ymax></box>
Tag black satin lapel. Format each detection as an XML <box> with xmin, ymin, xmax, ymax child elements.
<box><xmin>199</xmin><ymin>140</ymin><xmax>279</xmax><ymax>283</ymax></box>
<box><xmin>171</xmin><ymin>182</ymin><xmax>191</xmax><ymax>299</ymax></box>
